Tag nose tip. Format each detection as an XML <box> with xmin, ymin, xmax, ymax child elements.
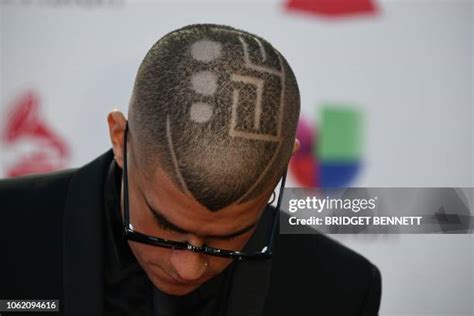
<box><xmin>169</xmin><ymin>249</ymin><xmax>207</xmax><ymax>282</ymax></box>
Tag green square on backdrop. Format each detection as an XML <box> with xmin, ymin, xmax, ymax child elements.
<box><xmin>317</xmin><ymin>105</ymin><xmax>363</xmax><ymax>161</ymax></box>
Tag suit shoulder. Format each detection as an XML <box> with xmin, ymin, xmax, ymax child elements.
<box><xmin>0</xmin><ymin>168</ymin><xmax>76</xmax><ymax>197</ymax></box>
<box><xmin>0</xmin><ymin>168</ymin><xmax>77</xmax><ymax>222</ymax></box>
<box><xmin>269</xmin><ymin>233</ymin><xmax>381</xmax><ymax>315</ymax></box>
<box><xmin>270</xmin><ymin>233</ymin><xmax>381</xmax><ymax>315</ymax></box>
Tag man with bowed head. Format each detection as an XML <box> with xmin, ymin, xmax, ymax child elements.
<box><xmin>0</xmin><ymin>24</ymin><xmax>382</xmax><ymax>315</ymax></box>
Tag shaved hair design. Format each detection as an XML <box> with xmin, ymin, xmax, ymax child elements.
<box><xmin>129</xmin><ymin>24</ymin><xmax>300</xmax><ymax>211</ymax></box>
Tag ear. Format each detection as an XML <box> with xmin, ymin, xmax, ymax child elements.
<box><xmin>292</xmin><ymin>138</ymin><xmax>300</xmax><ymax>155</ymax></box>
<box><xmin>107</xmin><ymin>110</ymin><xmax>127</xmax><ymax>169</ymax></box>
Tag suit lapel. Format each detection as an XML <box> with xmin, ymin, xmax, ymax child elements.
<box><xmin>62</xmin><ymin>150</ymin><xmax>114</xmax><ymax>316</ymax></box>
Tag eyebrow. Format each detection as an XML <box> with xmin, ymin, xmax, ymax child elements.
<box><xmin>144</xmin><ymin>199</ymin><xmax>257</xmax><ymax>240</ymax></box>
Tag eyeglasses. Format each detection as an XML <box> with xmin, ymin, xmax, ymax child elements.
<box><xmin>122</xmin><ymin>122</ymin><xmax>287</xmax><ymax>261</ymax></box>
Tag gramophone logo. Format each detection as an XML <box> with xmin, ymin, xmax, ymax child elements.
<box><xmin>1</xmin><ymin>91</ymin><xmax>70</xmax><ymax>177</ymax></box>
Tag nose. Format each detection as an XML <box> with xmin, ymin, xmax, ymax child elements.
<box><xmin>169</xmin><ymin>239</ymin><xmax>208</xmax><ymax>282</ymax></box>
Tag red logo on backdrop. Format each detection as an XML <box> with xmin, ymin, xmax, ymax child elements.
<box><xmin>286</xmin><ymin>0</ymin><xmax>378</xmax><ymax>17</ymax></box>
<box><xmin>2</xmin><ymin>91</ymin><xmax>70</xmax><ymax>177</ymax></box>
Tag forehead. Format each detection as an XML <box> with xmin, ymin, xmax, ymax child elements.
<box><xmin>134</xmin><ymin>160</ymin><xmax>268</xmax><ymax>230</ymax></box>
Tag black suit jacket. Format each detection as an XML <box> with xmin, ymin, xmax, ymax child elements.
<box><xmin>0</xmin><ymin>150</ymin><xmax>381</xmax><ymax>316</ymax></box>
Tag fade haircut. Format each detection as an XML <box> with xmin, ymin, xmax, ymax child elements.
<box><xmin>128</xmin><ymin>24</ymin><xmax>300</xmax><ymax>211</ymax></box>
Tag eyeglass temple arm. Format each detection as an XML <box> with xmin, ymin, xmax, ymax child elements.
<box><xmin>266</xmin><ymin>168</ymin><xmax>287</xmax><ymax>254</ymax></box>
<box><xmin>123</xmin><ymin>122</ymin><xmax>131</xmax><ymax>230</ymax></box>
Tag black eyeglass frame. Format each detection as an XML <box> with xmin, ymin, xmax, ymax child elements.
<box><xmin>122</xmin><ymin>122</ymin><xmax>287</xmax><ymax>261</ymax></box>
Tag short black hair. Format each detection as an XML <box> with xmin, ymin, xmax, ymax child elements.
<box><xmin>128</xmin><ymin>24</ymin><xmax>300</xmax><ymax>211</ymax></box>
